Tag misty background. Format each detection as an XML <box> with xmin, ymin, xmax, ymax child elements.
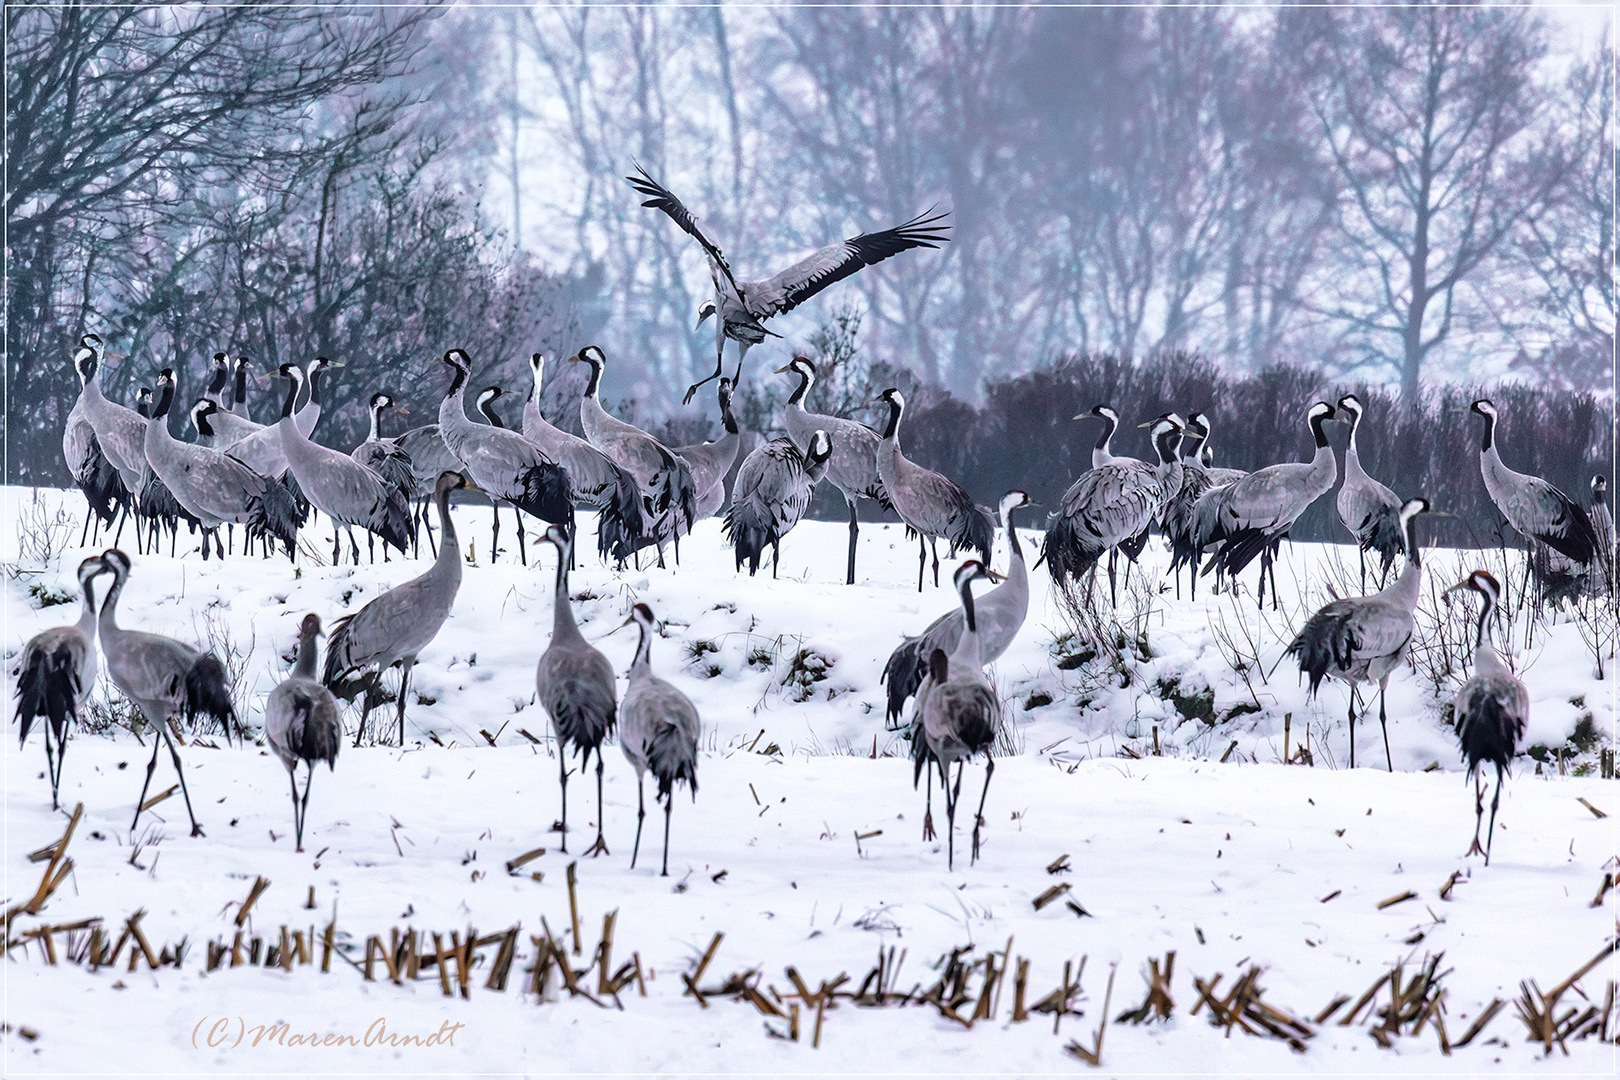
<box><xmin>5</xmin><ymin>3</ymin><xmax>1612</xmax><ymax>541</ymax></box>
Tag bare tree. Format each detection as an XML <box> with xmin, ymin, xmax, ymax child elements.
<box><xmin>1288</xmin><ymin>4</ymin><xmax>1558</xmax><ymax>399</ymax></box>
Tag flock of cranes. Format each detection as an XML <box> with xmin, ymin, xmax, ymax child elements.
<box><xmin>18</xmin><ymin>165</ymin><xmax>1612</xmax><ymax>876</ymax></box>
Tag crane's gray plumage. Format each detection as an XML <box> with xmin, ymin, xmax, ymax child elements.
<box><xmin>1192</xmin><ymin>402</ymin><xmax>1338</xmax><ymax>608</ymax></box>
<box><xmin>536</xmin><ymin>525</ymin><xmax>617</xmax><ymax>857</ymax></box>
<box><xmin>264</xmin><ymin>612</ymin><xmax>341</xmax><ymax>852</ymax></box>
<box><xmin>76</xmin><ymin>336</ymin><xmax>153</xmax><ymax>512</ymax></box>
<box><xmin>143</xmin><ymin>371</ymin><xmax>298</xmax><ymax>559</ymax></box>
<box><xmin>96</xmin><ymin>548</ymin><xmax>229</xmax><ymax>836</ymax></box>
<box><xmin>1164</xmin><ymin>412</ymin><xmax>1234</xmax><ymax>595</ymax></box>
<box><xmin>619</xmin><ymin>602</ymin><xmax>700</xmax><ymax>877</ymax></box>
<box><xmin>875</xmin><ymin>388</ymin><xmax>993</xmax><ymax>593</ymax></box>
<box><xmin>191</xmin><ymin>398</ymin><xmax>311</xmax><ymax>539</ymax></box>
<box><xmin>1470</xmin><ymin>398</ymin><xmax>1600</xmax><ymax>573</ymax></box>
<box><xmin>777</xmin><ymin>356</ymin><xmax>892</xmax><ymax>585</ymax></box>
<box><xmin>672</xmin><ymin>377</ymin><xmax>743</xmax><ymax>520</ymax></box>
<box><xmin>569</xmin><ymin>345</ymin><xmax>697</xmax><ymax>558</ymax></box>
<box><xmin>273</xmin><ymin>362</ymin><xmax>412</xmax><ymax>561</ymax></box>
<box><xmin>723</xmin><ymin>431</ymin><xmax>831</xmax><ymax>577</ymax></box>
<box><xmin>908</xmin><ymin>561</ymin><xmax>1002</xmax><ymax>869</ymax></box>
<box><xmin>1286</xmin><ymin>498</ymin><xmax>1430</xmax><ymax>771</ymax></box>
<box><xmin>885</xmin><ymin>492</ymin><xmax>1031</xmax><ymax>727</ymax></box>
<box><xmin>1043</xmin><ymin>413</ymin><xmax>1183</xmax><ymax>603</ymax></box>
<box><xmin>523</xmin><ymin>353</ymin><xmax>646</xmax><ymax>563</ymax></box>
<box><xmin>626</xmin><ymin>164</ymin><xmax>950</xmax><ymax>404</ymax></box>
<box><xmin>437</xmin><ymin>350</ymin><xmax>572</xmax><ymax>565</ymax></box>
<box><xmin>1335</xmin><ymin>394</ymin><xmax>1404</xmax><ymax>583</ymax></box>
<box><xmin>351</xmin><ymin>392</ymin><xmax>416</xmax><ymax>500</ymax></box>
<box><xmin>323</xmin><ymin>472</ymin><xmax>468</xmax><ymax>747</ymax></box>
<box><xmin>14</xmin><ymin>556</ymin><xmax>108</xmax><ymax>809</ymax></box>
<box><xmin>1444</xmin><ymin>570</ymin><xmax>1528</xmax><ymax>865</ymax></box>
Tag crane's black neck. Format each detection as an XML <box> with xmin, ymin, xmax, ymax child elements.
<box><xmin>280</xmin><ymin>372</ymin><xmax>302</xmax><ymax>419</ymax></box>
<box><xmin>368</xmin><ymin>402</ymin><xmax>384</xmax><ymax>441</ymax></box>
<box><xmin>1474</xmin><ymin>598</ymin><xmax>1492</xmax><ymax>652</ymax></box>
<box><xmin>1477</xmin><ymin>411</ymin><xmax>1495</xmax><ymax>453</ymax></box>
<box><xmin>881</xmin><ymin>398</ymin><xmax>903</xmax><ymax>440</ymax></box>
<box><xmin>479</xmin><ymin>398</ymin><xmax>506</xmax><ymax>429</ymax></box>
<box><xmin>1094</xmin><ymin>412</ymin><xmax>1117</xmax><ymax>453</ymax></box>
<box><xmin>928</xmin><ymin>647</ymin><xmax>949</xmax><ymax>684</ymax></box>
<box><xmin>206</xmin><ymin>364</ymin><xmax>228</xmax><ymax>398</ymax></box>
<box><xmin>582</xmin><ymin>357</ymin><xmax>603</xmax><ymax>398</ymax></box>
<box><xmin>77</xmin><ymin>354</ymin><xmax>96</xmax><ymax>386</ymax></box>
<box><xmin>1342</xmin><ymin>406</ymin><xmax>1362</xmax><ymax>449</ymax></box>
<box><xmin>233</xmin><ymin>362</ymin><xmax>248</xmax><ymax>406</ymax></box>
<box><xmin>552</xmin><ymin>539</ymin><xmax>572</xmax><ymax>597</ymax></box>
<box><xmin>1308</xmin><ymin>410</ymin><xmax>1331</xmax><ymax>449</ymax></box>
<box><xmin>787</xmin><ymin>368</ymin><xmax>811</xmax><ymax>407</ymax></box>
<box><xmin>434</xmin><ymin>479</ymin><xmax>459</xmax><ymax>553</ymax></box>
<box><xmin>720</xmin><ymin>392</ymin><xmax>738</xmax><ymax>435</ymax></box>
<box><xmin>97</xmin><ymin>564</ymin><xmax>127</xmax><ymax>631</ymax></box>
<box><xmin>308</xmin><ymin>362</ymin><xmax>326</xmax><ymax>408</ymax></box>
<box><xmin>446</xmin><ymin>362</ymin><xmax>468</xmax><ymax>396</ymax></box>
<box><xmin>1004</xmin><ymin>503</ymin><xmax>1022</xmax><ymax>560</ymax></box>
<box><xmin>959</xmin><ymin>577</ymin><xmax>978</xmax><ymax>635</ymax></box>
<box><xmin>1402</xmin><ymin>512</ymin><xmax>1422</xmax><ymax>568</ymax></box>
<box><xmin>632</xmin><ymin>619</ymin><xmax>653</xmax><ymax>670</ymax></box>
<box><xmin>153</xmin><ymin>382</ymin><xmax>176</xmax><ymax>420</ymax></box>
<box><xmin>1154</xmin><ymin>425</ymin><xmax>1180</xmax><ymax>465</ymax></box>
<box><xmin>1180</xmin><ymin>431</ymin><xmax>1204</xmax><ymax>462</ymax></box>
<box><xmin>195</xmin><ymin>407</ymin><xmax>215</xmax><ymax>438</ymax></box>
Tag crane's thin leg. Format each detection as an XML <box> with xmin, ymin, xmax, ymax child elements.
<box><xmin>490</xmin><ymin>503</ymin><xmax>501</xmax><ymax>564</ymax></box>
<box><xmin>922</xmin><ymin>761</ymin><xmax>936</xmax><ymax>842</ymax></box>
<box><xmin>227</xmin><ymin>524</ymin><xmax>234</xmax><ymax>555</ymax></box>
<box><xmin>970</xmin><ymin>757</ymin><xmax>995</xmax><ymax>865</ymax></box>
<box><xmin>331</xmin><ymin>522</ymin><xmax>341</xmax><ymax>565</ymax></box>
<box><xmin>1347</xmin><ymin>687</ymin><xmax>1357</xmax><ymax>769</ymax></box>
<box><xmin>289</xmin><ymin>769</ymin><xmax>304</xmax><ymax>851</ymax></box>
<box><xmin>585</xmin><ymin>750</ymin><xmax>609</xmax><ymax>857</ymax></box>
<box><xmin>348</xmin><ymin>527</ymin><xmax>360</xmax><ymax>566</ymax></box>
<box><xmin>79</xmin><ymin>511</ymin><xmax>93</xmax><ymax>549</ymax></box>
<box><xmin>556</xmin><ymin>748</ymin><xmax>570</xmax><ymax>853</ymax></box>
<box><xmin>1466</xmin><ymin>770</ymin><xmax>1487</xmax><ymax>858</ymax></box>
<box><xmin>917</xmin><ymin>534</ymin><xmax>927</xmax><ymax>593</ymax></box>
<box><xmin>945</xmin><ymin>760</ymin><xmax>965</xmax><ymax>871</ymax></box>
<box><xmin>771</xmin><ymin>538</ymin><xmax>780</xmax><ymax>580</ymax></box>
<box><xmin>395</xmin><ymin>658</ymin><xmax>414</xmax><ymax>748</ymax></box>
<box><xmin>1269</xmin><ymin>543</ymin><xmax>1281</xmax><ymax>610</ymax></box>
<box><xmin>132</xmin><ymin>722</ymin><xmax>165</xmax><ymax>831</ymax></box>
<box><xmin>368</xmin><ymin>529</ymin><xmax>375</xmax><ymax>564</ymax></box>
<box><xmin>661</xmin><ymin>793</ymin><xmax>674</xmax><ymax>878</ymax></box>
<box><xmin>517</xmin><ymin>515</ymin><xmax>528</xmax><ymax>567</ymax></box>
<box><xmin>160</xmin><ymin>725</ymin><xmax>204</xmax><ymax>837</ymax></box>
<box><xmin>43</xmin><ymin>726</ymin><xmax>60</xmax><ymax>811</ymax></box>
<box><xmin>630</xmin><ymin>776</ymin><xmax>646</xmax><ymax>870</ymax></box>
<box><xmin>1357</xmin><ymin>545</ymin><xmax>1367</xmax><ymax>593</ymax></box>
<box><xmin>1484</xmin><ymin>764</ymin><xmax>1505</xmax><ymax>866</ymax></box>
<box><xmin>1378</xmin><ymin>685</ymin><xmax>1393</xmax><ymax>772</ymax></box>
<box><xmin>1256</xmin><ymin>548</ymin><xmax>1268</xmax><ymax>610</ymax></box>
<box><xmin>299</xmin><ymin>762</ymin><xmax>316</xmax><ymax>851</ymax></box>
<box><xmin>846</xmin><ymin>499</ymin><xmax>860</xmax><ymax>586</ymax></box>
<box><xmin>931</xmin><ymin>537</ymin><xmax>942</xmax><ymax>589</ymax></box>
<box><xmin>114</xmin><ymin>506</ymin><xmax>128</xmax><ymax>548</ymax></box>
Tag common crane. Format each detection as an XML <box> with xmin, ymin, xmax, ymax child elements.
<box><xmin>522</xmin><ymin>353</ymin><xmax>646</xmax><ymax>563</ymax></box>
<box><xmin>1191</xmin><ymin>402</ymin><xmax>1338</xmax><ymax>609</ymax></box>
<box><xmin>909</xmin><ymin>560</ymin><xmax>1003</xmax><ymax>870</ymax></box>
<box><xmin>1187</xmin><ymin>413</ymin><xmax>1246</xmax><ymax>487</ymax></box>
<box><xmin>143</xmin><ymin>370</ymin><xmax>299</xmax><ymax>560</ymax></box>
<box><xmin>569</xmin><ymin>345</ymin><xmax>697</xmax><ymax>561</ymax></box>
<box><xmin>97</xmin><ymin>549</ymin><xmax>232</xmax><ymax>836</ymax></box>
<box><xmin>1444</xmin><ymin>570</ymin><xmax>1528</xmax><ymax>865</ymax></box>
<box><xmin>272</xmin><ymin>362</ymin><xmax>412</xmax><ymax>564</ymax></box>
<box><xmin>229</xmin><ymin>353</ymin><xmax>254</xmax><ymax>418</ymax></box>
<box><xmin>671</xmin><ymin>377</ymin><xmax>743</xmax><ymax>521</ymax></box>
<box><xmin>1043</xmin><ymin>413</ymin><xmax>1183</xmax><ymax>607</ymax></box>
<box><xmin>323</xmin><ymin>472</ymin><xmax>469</xmax><ymax>747</ymax></box>
<box><xmin>535</xmin><ymin>525</ymin><xmax>617</xmax><ymax>857</ymax></box>
<box><xmin>471</xmin><ymin>384</ymin><xmax>534</xmax><ymax>565</ymax></box>
<box><xmin>13</xmin><ymin>556</ymin><xmax>109</xmax><ymax>808</ymax></box>
<box><xmin>777</xmin><ymin>356</ymin><xmax>891</xmax><ymax>585</ymax></box>
<box><xmin>723</xmin><ymin>431</ymin><xmax>832</xmax><ymax>577</ymax></box>
<box><xmin>75</xmin><ymin>336</ymin><xmax>152</xmax><ymax>524</ymax></box>
<box><xmin>619</xmin><ymin>602</ymin><xmax>700</xmax><ymax>876</ymax></box>
<box><xmin>626</xmin><ymin>164</ymin><xmax>950</xmax><ymax>404</ymax></box>
<box><xmin>1469</xmin><ymin>398</ymin><xmax>1600</xmax><ymax>602</ymax></box>
<box><xmin>438</xmin><ymin>349</ymin><xmax>572</xmax><ymax>565</ymax></box>
<box><xmin>1335</xmin><ymin>394</ymin><xmax>1404</xmax><ymax>588</ymax></box>
<box><xmin>1286</xmin><ymin>498</ymin><xmax>1431</xmax><ymax>771</ymax></box>
<box><xmin>64</xmin><ymin>339</ymin><xmax>131</xmax><ymax>534</ymax></box>
<box><xmin>264</xmin><ymin>613</ymin><xmax>341</xmax><ymax>852</ymax></box>
<box><xmin>875</xmin><ymin>388</ymin><xmax>993</xmax><ymax>592</ymax></box>
<box><xmin>884</xmin><ymin>492</ymin><xmax>1031</xmax><ymax>728</ymax></box>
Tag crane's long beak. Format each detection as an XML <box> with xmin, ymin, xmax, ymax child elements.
<box><xmin>565</xmin><ymin>353</ymin><xmax>580</xmax><ymax>364</ymax></box>
<box><xmin>773</xmin><ymin>363</ymin><xmax>793</xmax><ymax>375</ymax></box>
<box><xmin>395</xmin><ymin>403</ymin><xmax>411</xmax><ymax>418</ymax></box>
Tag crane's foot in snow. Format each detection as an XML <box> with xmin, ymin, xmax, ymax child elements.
<box><xmin>922</xmin><ymin>809</ymin><xmax>936</xmax><ymax>842</ymax></box>
<box><xmin>584</xmin><ymin>834</ymin><xmax>610</xmax><ymax>857</ymax></box>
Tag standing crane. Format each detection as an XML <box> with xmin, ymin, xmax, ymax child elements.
<box><xmin>13</xmin><ymin>556</ymin><xmax>109</xmax><ymax>809</ymax></box>
<box><xmin>723</xmin><ymin>432</ymin><xmax>832</xmax><ymax>577</ymax></box>
<box><xmin>1444</xmin><ymin>570</ymin><xmax>1528</xmax><ymax>865</ymax></box>
<box><xmin>777</xmin><ymin>356</ymin><xmax>891</xmax><ymax>585</ymax></box>
<box><xmin>884</xmin><ymin>492</ymin><xmax>1032</xmax><ymax>728</ymax></box>
<box><xmin>875</xmin><ymin>389</ymin><xmax>993</xmax><ymax>592</ymax></box>
<box><xmin>63</xmin><ymin>339</ymin><xmax>131</xmax><ymax>538</ymax></box>
<box><xmin>263</xmin><ymin>613</ymin><xmax>341</xmax><ymax>852</ymax></box>
<box><xmin>75</xmin><ymin>337</ymin><xmax>153</xmax><ymax>532</ymax></box>
<box><xmin>1335</xmin><ymin>394</ymin><xmax>1404</xmax><ymax>588</ymax></box>
<box><xmin>626</xmin><ymin>164</ymin><xmax>950</xmax><ymax>404</ymax></box>
<box><xmin>671</xmin><ymin>378</ymin><xmax>743</xmax><ymax>521</ymax></box>
<box><xmin>1191</xmin><ymin>402</ymin><xmax>1338</xmax><ymax>609</ymax></box>
<box><xmin>1286</xmin><ymin>498</ymin><xmax>1431</xmax><ymax>771</ymax></box>
<box><xmin>323</xmin><ymin>472</ymin><xmax>469</xmax><ymax>747</ymax></box>
<box><xmin>96</xmin><ymin>549</ymin><xmax>232</xmax><ymax>836</ymax></box>
<box><xmin>910</xmin><ymin>561</ymin><xmax>1003</xmax><ymax>869</ymax></box>
<box><xmin>535</xmin><ymin>525</ymin><xmax>617</xmax><ymax>857</ymax></box>
<box><xmin>522</xmin><ymin>353</ymin><xmax>646</xmax><ymax>563</ymax></box>
<box><xmin>569</xmin><ymin>346</ymin><xmax>697</xmax><ymax>561</ymax></box>
<box><xmin>438</xmin><ymin>350</ymin><xmax>572</xmax><ymax>565</ymax></box>
<box><xmin>619</xmin><ymin>603</ymin><xmax>701</xmax><ymax>876</ymax></box>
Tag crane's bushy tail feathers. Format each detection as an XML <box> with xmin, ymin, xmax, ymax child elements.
<box><xmin>79</xmin><ymin>437</ymin><xmax>128</xmax><ymax>524</ymax></box>
<box><xmin>595</xmin><ymin>467</ymin><xmax>646</xmax><ymax>565</ymax></box>
<box><xmin>1204</xmin><ymin>526</ymin><xmax>1273</xmax><ymax>579</ymax></box>
<box><xmin>882</xmin><ymin>638</ymin><xmax>925</xmax><ymax>725</ymax></box>
<box><xmin>282</xmin><ymin>473</ymin><xmax>312</xmax><ymax>527</ymax></box>
<box><xmin>722</xmin><ymin>501</ymin><xmax>775</xmax><ymax>576</ymax></box>
<box><xmin>291</xmin><ymin>692</ymin><xmax>340</xmax><ymax>767</ymax></box>
<box><xmin>648</xmin><ymin>726</ymin><xmax>697</xmax><ymax>802</ymax></box>
<box><xmin>251</xmin><ymin>478</ymin><xmax>301</xmax><ymax>557</ymax></box>
<box><xmin>513</xmin><ymin>463</ymin><xmax>573</xmax><ymax>526</ymax></box>
<box><xmin>1361</xmin><ymin>508</ymin><xmax>1405</xmax><ymax>574</ymax></box>
<box><xmin>1041</xmin><ymin>517</ymin><xmax>1101</xmax><ymax>595</ymax></box>
<box><xmin>1456</xmin><ymin>691</ymin><xmax>1517</xmax><ymax>778</ymax></box>
<box><xmin>376</xmin><ymin>489</ymin><xmax>414</xmax><ymax>554</ymax></box>
<box><xmin>15</xmin><ymin>643</ymin><xmax>80</xmax><ymax>745</ymax></box>
<box><xmin>184</xmin><ymin>654</ymin><xmax>236</xmax><ymax>738</ymax></box>
<box><xmin>1542</xmin><ymin>499</ymin><xmax>1600</xmax><ymax>566</ymax></box>
<box><xmin>1285</xmin><ymin>606</ymin><xmax>1356</xmax><ymax>697</ymax></box>
<box><xmin>321</xmin><ymin>614</ymin><xmax>358</xmax><ymax>691</ymax></box>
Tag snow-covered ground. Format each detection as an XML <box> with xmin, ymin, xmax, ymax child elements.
<box><xmin>3</xmin><ymin>485</ymin><xmax>1616</xmax><ymax>1075</ymax></box>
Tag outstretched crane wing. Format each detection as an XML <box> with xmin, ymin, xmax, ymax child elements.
<box><xmin>625</xmin><ymin>163</ymin><xmax>743</xmax><ymax>296</ymax></box>
<box><xmin>745</xmin><ymin>209</ymin><xmax>951</xmax><ymax>320</ymax></box>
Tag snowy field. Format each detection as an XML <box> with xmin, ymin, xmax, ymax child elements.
<box><xmin>2</xmin><ymin>484</ymin><xmax>1616</xmax><ymax>1076</ymax></box>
